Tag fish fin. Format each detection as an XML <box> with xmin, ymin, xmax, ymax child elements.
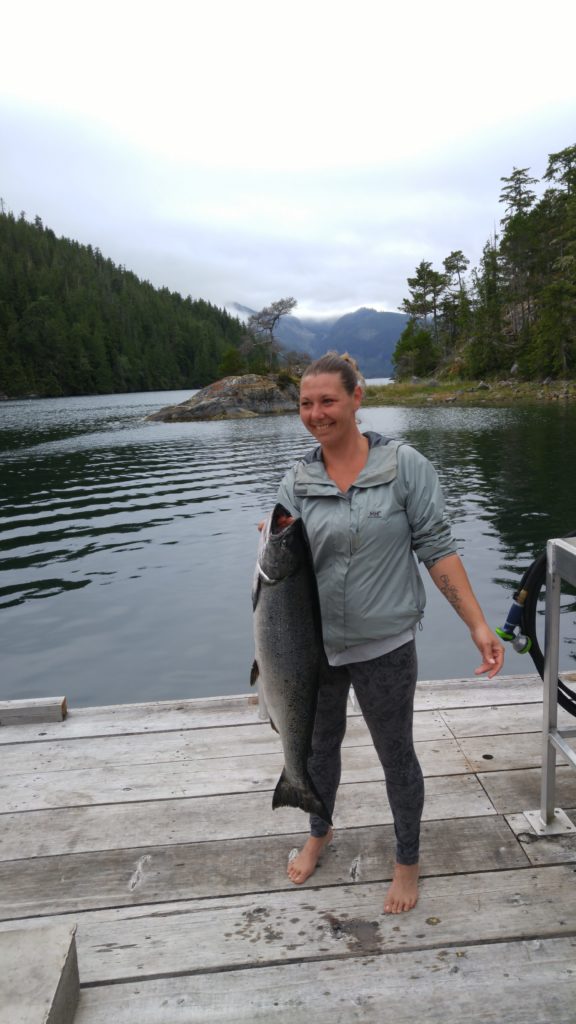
<box><xmin>250</xmin><ymin>660</ymin><xmax>259</xmax><ymax>686</ymax></box>
<box><xmin>272</xmin><ymin>769</ymin><xmax>333</xmax><ymax>827</ymax></box>
<box><xmin>269</xmin><ymin>716</ymin><xmax>279</xmax><ymax>735</ymax></box>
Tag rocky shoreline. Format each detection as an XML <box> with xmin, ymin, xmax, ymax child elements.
<box><xmin>363</xmin><ymin>378</ymin><xmax>576</xmax><ymax>407</ymax></box>
<box><xmin>147</xmin><ymin>373</ymin><xmax>299</xmax><ymax>422</ymax></box>
<box><xmin>2</xmin><ymin>376</ymin><xmax>574</xmax><ymax>411</ymax></box>
<box><xmin>149</xmin><ymin>375</ymin><xmax>576</xmax><ymax>420</ymax></box>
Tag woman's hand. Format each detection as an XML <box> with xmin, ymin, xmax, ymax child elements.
<box><xmin>470</xmin><ymin>622</ymin><xmax>505</xmax><ymax>679</ymax></box>
<box><xmin>276</xmin><ymin>513</ymin><xmax>295</xmax><ymax>529</ymax></box>
<box><xmin>257</xmin><ymin>514</ymin><xmax>295</xmax><ymax>532</ymax></box>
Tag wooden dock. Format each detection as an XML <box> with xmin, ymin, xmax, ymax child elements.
<box><xmin>1</xmin><ymin>674</ymin><xmax>575</xmax><ymax>1022</ymax></box>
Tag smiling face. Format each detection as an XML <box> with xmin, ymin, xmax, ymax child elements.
<box><xmin>299</xmin><ymin>372</ymin><xmax>362</xmax><ymax>447</ymax></box>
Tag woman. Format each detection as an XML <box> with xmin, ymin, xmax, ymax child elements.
<box><xmin>274</xmin><ymin>351</ymin><xmax>504</xmax><ymax>914</ymax></box>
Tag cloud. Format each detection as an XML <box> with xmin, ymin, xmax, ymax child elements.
<box><xmin>2</xmin><ymin>1</ymin><xmax>575</xmax><ymax>316</ymax></box>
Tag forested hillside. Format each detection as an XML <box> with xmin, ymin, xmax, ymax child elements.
<box><xmin>393</xmin><ymin>144</ymin><xmax>576</xmax><ymax>380</ymax></box>
<box><xmin>0</xmin><ymin>212</ymin><xmax>247</xmax><ymax>397</ymax></box>
<box><xmin>4</xmin><ymin>143</ymin><xmax>574</xmax><ymax>400</ymax></box>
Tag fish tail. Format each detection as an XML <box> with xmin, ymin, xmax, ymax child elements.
<box><xmin>272</xmin><ymin>769</ymin><xmax>333</xmax><ymax>827</ymax></box>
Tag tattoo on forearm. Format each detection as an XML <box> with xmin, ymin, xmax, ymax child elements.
<box><xmin>438</xmin><ymin>574</ymin><xmax>464</xmax><ymax>615</ymax></box>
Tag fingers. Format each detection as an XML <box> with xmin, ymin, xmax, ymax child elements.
<box><xmin>470</xmin><ymin>622</ymin><xmax>505</xmax><ymax>679</ymax></box>
<box><xmin>257</xmin><ymin>515</ymin><xmax>294</xmax><ymax>532</ymax></box>
<box><xmin>474</xmin><ymin>640</ymin><xmax>505</xmax><ymax>679</ymax></box>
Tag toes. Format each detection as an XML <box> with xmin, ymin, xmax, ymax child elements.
<box><xmin>287</xmin><ymin>861</ymin><xmax>305</xmax><ymax>884</ymax></box>
<box><xmin>287</xmin><ymin>864</ymin><xmax>307</xmax><ymax>884</ymax></box>
<box><xmin>384</xmin><ymin>897</ymin><xmax>417</xmax><ymax>914</ymax></box>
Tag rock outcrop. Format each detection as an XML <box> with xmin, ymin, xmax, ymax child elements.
<box><xmin>147</xmin><ymin>374</ymin><xmax>300</xmax><ymax>422</ymax></box>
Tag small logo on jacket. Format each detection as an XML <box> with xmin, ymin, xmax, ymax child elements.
<box><xmin>368</xmin><ymin>511</ymin><xmax>382</xmax><ymax>518</ymax></box>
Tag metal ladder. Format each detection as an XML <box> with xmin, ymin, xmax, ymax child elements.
<box><xmin>525</xmin><ymin>537</ymin><xmax>576</xmax><ymax>835</ymax></box>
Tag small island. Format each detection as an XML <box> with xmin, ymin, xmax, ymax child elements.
<box><xmin>147</xmin><ymin>373</ymin><xmax>300</xmax><ymax>422</ymax></box>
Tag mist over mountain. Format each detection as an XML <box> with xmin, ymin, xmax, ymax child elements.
<box><xmin>229</xmin><ymin>304</ymin><xmax>408</xmax><ymax>377</ymax></box>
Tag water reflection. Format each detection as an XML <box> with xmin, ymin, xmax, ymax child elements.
<box><xmin>361</xmin><ymin>404</ymin><xmax>576</xmax><ymax>669</ymax></box>
<box><xmin>1</xmin><ymin>392</ymin><xmax>575</xmax><ymax>705</ymax></box>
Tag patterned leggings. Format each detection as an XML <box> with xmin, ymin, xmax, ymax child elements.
<box><xmin>309</xmin><ymin>640</ymin><xmax>423</xmax><ymax>865</ymax></box>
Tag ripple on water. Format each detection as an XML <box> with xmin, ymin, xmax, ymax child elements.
<box><xmin>1</xmin><ymin>393</ymin><xmax>575</xmax><ymax>704</ymax></box>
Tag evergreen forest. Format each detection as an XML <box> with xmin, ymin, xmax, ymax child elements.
<box><xmin>393</xmin><ymin>144</ymin><xmax>576</xmax><ymax>380</ymax></box>
<box><xmin>1</xmin><ymin>141</ymin><xmax>574</xmax><ymax>398</ymax></box>
<box><xmin>0</xmin><ymin>212</ymin><xmax>252</xmax><ymax>398</ymax></box>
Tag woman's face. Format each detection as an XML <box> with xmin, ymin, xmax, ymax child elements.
<box><xmin>299</xmin><ymin>372</ymin><xmax>362</xmax><ymax>446</ymax></box>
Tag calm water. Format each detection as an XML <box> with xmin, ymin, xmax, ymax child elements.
<box><xmin>1</xmin><ymin>390</ymin><xmax>575</xmax><ymax>707</ymax></box>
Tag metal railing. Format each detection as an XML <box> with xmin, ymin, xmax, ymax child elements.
<box><xmin>525</xmin><ymin>537</ymin><xmax>576</xmax><ymax>835</ymax></box>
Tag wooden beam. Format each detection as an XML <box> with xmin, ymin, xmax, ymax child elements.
<box><xmin>0</xmin><ymin>923</ymin><xmax>78</xmax><ymax>1024</ymax></box>
<box><xmin>0</xmin><ymin>697</ymin><xmax>67</xmax><ymax>726</ymax></box>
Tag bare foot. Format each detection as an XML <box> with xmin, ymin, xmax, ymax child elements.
<box><xmin>287</xmin><ymin>830</ymin><xmax>333</xmax><ymax>884</ymax></box>
<box><xmin>384</xmin><ymin>862</ymin><xmax>419</xmax><ymax>914</ymax></box>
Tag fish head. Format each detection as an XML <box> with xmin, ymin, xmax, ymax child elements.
<box><xmin>257</xmin><ymin>504</ymin><xmax>306</xmax><ymax>581</ymax></box>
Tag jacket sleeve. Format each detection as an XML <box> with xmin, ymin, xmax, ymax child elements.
<box><xmin>275</xmin><ymin>464</ymin><xmax>302</xmax><ymax>518</ymax></box>
<box><xmin>397</xmin><ymin>445</ymin><xmax>457</xmax><ymax>567</ymax></box>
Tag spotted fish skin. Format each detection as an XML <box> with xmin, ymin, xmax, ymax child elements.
<box><xmin>251</xmin><ymin>504</ymin><xmax>332</xmax><ymax>825</ymax></box>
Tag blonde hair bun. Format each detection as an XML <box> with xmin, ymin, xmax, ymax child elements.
<box><xmin>341</xmin><ymin>352</ymin><xmax>366</xmax><ymax>390</ymax></box>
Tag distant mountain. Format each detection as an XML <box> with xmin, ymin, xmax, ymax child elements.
<box><xmin>228</xmin><ymin>303</ymin><xmax>408</xmax><ymax>377</ymax></box>
<box><xmin>305</xmin><ymin>308</ymin><xmax>408</xmax><ymax>378</ymax></box>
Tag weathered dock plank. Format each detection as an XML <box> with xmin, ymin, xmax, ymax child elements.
<box><xmin>3</xmin><ymin>865</ymin><xmax>574</xmax><ymax>985</ymax></box>
<box><xmin>441</xmin><ymin>701</ymin><xmax>574</xmax><ymax>737</ymax></box>
<box><xmin>478</xmin><ymin>766</ymin><xmax>576</xmax><ymax>814</ymax></box>
<box><xmin>506</xmin><ymin>810</ymin><xmax>576</xmax><ymax>866</ymax></box>
<box><xmin>414</xmin><ymin>674</ymin><xmax>544</xmax><ymax>709</ymax></box>
<box><xmin>0</xmin><ymin>816</ymin><xmax>527</xmax><ymax>920</ymax></box>
<box><xmin>0</xmin><ymin>675</ymin><xmax>544</xmax><ymax>746</ymax></box>
<box><xmin>2</xmin><ymin>674</ymin><xmax>574</xmax><ymax>1024</ymax></box>
<box><xmin>0</xmin><ymin>774</ymin><xmax>495</xmax><ymax>862</ymax></box>
<box><xmin>73</xmin><ymin>937</ymin><xmax>576</xmax><ymax>1024</ymax></box>
<box><xmin>458</xmin><ymin>731</ymin><xmax>574</xmax><ymax>773</ymax></box>
<box><xmin>0</xmin><ymin>737</ymin><xmax>474</xmax><ymax>813</ymax></box>
<box><xmin>0</xmin><ymin>710</ymin><xmax>449</xmax><ymax>774</ymax></box>
<box><xmin>0</xmin><ymin>694</ymin><xmax>262</xmax><ymax>745</ymax></box>
<box><xmin>3</xmin><ymin>729</ymin><xmax>568</xmax><ymax>815</ymax></box>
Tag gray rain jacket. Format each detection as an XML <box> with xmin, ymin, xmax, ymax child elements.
<box><xmin>276</xmin><ymin>432</ymin><xmax>457</xmax><ymax>659</ymax></box>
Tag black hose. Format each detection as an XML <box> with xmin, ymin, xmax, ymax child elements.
<box><xmin>518</xmin><ymin>531</ymin><xmax>576</xmax><ymax>716</ymax></box>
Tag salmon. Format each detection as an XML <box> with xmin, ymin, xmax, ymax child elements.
<box><xmin>251</xmin><ymin>504</ymin><xmax>332</xmax><ymax>825</ymax></box>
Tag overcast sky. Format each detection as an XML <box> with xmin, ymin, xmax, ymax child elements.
<box><xmin>2</xmin><ymin>0</ymin><xmax>575</xmax><ymax>319</ymax></box>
